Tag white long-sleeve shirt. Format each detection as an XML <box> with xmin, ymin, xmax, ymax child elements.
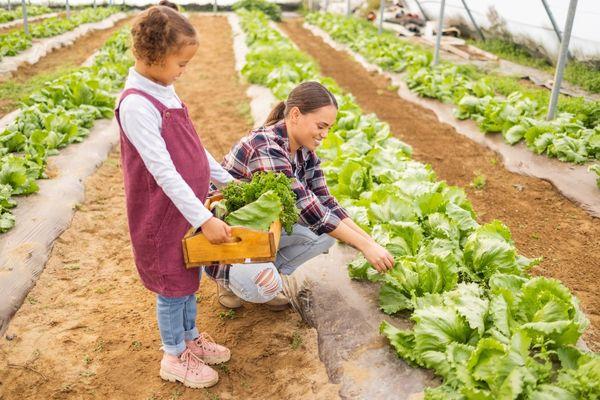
<box><xmin>119</xmin><ymin>68</ymin><xmax>234</xmax><ymax>229</ymax></box>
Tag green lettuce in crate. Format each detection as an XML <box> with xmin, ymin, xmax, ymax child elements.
<box><xmin>225</xmin><ymin>190</ymin><xmax>282</xmax><ymax>232</ymax></box>
<box><xmin>221</xmin><ymin>171</ymin><xmax>299</xmax><ymax>234</ymax></box>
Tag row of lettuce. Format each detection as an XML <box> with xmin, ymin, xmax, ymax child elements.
<box><xmin>305</xmin><ymin>13</ymin><xmax>600</xmax><ymax>186</ymax></box>
<box><xmin>236</xmin><ymin>8</ymin><xmax>598</xmax><ymax>399</ymax></box>
<box><xmin>0</xmin><ymin>27</ymin><xmax>133</xmax><ymax>233</ymax></box>
<box><xmin>0</xmin><ymin>5</ymin><xmax>52</xmax><ymax>24</ymax></box>
<box><xmin>0</xmin><ymin>6</ymin><xmax>121</xmax><ymax>60</ymax></box>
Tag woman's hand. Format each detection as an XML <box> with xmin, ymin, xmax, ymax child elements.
<box><xmin>201</xmin><ymin>217</ymin><xmax>233</xmax><ymax>244</ymax></box>
<box><xmin>360</xmin><ymin>240</ymin><xmax>394</xmax><ymax>273</ymax></box>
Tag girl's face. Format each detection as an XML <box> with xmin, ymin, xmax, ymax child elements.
<box><xmin>288</xmin><ymin>104</ymin><xmax>338</xmax><ymax>151</ymax></box>
<box><xmin>139</xmin><ymin>42</ymin><xmax>199</xmax><ymax>86</ymax></box>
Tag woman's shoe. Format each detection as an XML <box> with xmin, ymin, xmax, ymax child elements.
<box><xmin>217</xmin><ymin>283</ymin><xmax>242</xmax><ymax>309</ymax></box>
<box><xmin>265</xmin><ymin>292</ymin><xmax>289</xmax><ymax>311</ymax></box>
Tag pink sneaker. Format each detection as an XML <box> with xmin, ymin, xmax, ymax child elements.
<box><xmin>186</xmin><ymin>332</ymin><xmax>231</xmax><ymax>365</ymax></box>
<box><xmin>160</xmin><ymin>348</ymin><xmax>219</xmax><ymax>389</ymax></box>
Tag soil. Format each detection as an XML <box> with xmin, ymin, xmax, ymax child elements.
<box><xmin>0</xmin><ymin>15</ymin><xmax>338</xmax><ymax>400</ymax></box>
<box><xmin>0</xmin><ymin>16</ymin><xmax>133</xmax><ymax>117</ymax></box>
<box><xmin>279</xmin><ymin>18</ymin><xmax>600</xmax><ymax>351</ymax></box>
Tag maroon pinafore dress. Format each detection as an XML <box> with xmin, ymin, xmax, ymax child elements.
<box><xmin>115</xmin><ymin>88</ymin><xmax>210</xmax><ymax>297</ymax></box>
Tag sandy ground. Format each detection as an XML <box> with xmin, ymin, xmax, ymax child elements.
<box><xmin>0</xmin><ymin>15</ymin><xmax>339</xmax><ymax>400</ymax></box>
<box><xmin>280</xmin><ymin>18</ymin><xmax>600</xmax><ymax>351</ymax></box>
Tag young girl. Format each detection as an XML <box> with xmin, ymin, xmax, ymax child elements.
<box><xmin>206</xmin><ymin>82</ymin><xmax>394</xmax><ymax>310</ymax></box>
<box><xmin>116</xmin><ymin>2</ymin><xmax>233</xmax><ymax>389</ymax></box>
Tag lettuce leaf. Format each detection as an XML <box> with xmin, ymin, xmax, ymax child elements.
<box><xmin>225</xmin><ymin>190</ymin><xmax>282</xmax><ymax>231</ymax></box>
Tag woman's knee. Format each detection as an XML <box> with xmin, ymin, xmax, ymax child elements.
<box><xmin>229</xmin><ymin>263</ymin><xmax>282</xmax><ymax>303</ymax></box>
<box><xmin>253</xmin><ymin>266</ymin><xmax>283</xmax><ymax>301</ymax></box>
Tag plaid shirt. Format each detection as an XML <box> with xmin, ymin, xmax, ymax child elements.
<box><xmin>222</xmin><ymin>120</ymin><xmax>348</xmax><ymax>235</ymax></box>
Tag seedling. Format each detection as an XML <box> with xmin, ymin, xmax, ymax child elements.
<box><xmin>130</xmin><ymin>340</ymin><xmax>142</xmax><ymax>351</ymax></box>
<box><xmin>471</xmin><ymin>173</ymin><xmax>487</xmax><ymax>190</ymax></box>
<box><xmin>218</xmin><ymin>310</ymin><xmax>237</xmax><ymax>320</ymax></box>
<box><xmin>291</xmin><ymin>331</ymin><xmax>303</xmax><ymax>350</ymax></box>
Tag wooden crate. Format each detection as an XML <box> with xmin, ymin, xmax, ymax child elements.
<box><xmin>182</xmin><ymin>195</ymin><xmax>282</xmax><ymax>268</ymax></box>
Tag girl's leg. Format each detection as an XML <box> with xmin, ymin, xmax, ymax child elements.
<box><xmin>275</xmin><ymin>224</ymin><xmax>336</xmax><ymax>275</ymax></box>
<box><xmin>182</xmin><ymin>294</ymin><xmax>200</xmax><ymax>342</ymax></box>
<box><xmin>227</xmin><ymin>262</ymin><xmax>283</xmax><ymax>303</ymax></box>
<box><xmin>156</xmin><ymin>294</ymin><xmax>189</xmax><ymax>357</ymax></box>
<box><xmin>181</xmin><ymin>267</ymin><xmax>202</xmax><ymax>341</ymax></box>
<box><xmin>158</xmin><ymin>292</ymin><xmax>220</xmax><ymax>388</ymax></box>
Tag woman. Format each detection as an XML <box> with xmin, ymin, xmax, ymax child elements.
<box><xmin>205</xmin><ymin>82</ymin><xmax>394</xmax><ymax>310</ymax></box>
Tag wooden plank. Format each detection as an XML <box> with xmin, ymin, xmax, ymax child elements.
<box><xmin>441</xmin><ymin>43</ymin><xmax>472</xmax><ymax>59</ymax></box>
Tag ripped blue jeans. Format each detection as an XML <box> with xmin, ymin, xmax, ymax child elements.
<box><xmin>225</xmin><ymin>224</ymin><xmax>335</xmax><ymax>303</ymax></box>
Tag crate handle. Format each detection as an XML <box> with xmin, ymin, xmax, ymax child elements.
<box><xmin>222</xmin><ymin>236</ymin><xmax>243</xmax><ymax>244</ymax></box>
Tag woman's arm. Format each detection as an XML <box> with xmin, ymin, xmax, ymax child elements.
<box><xmin>305</xmin><ymin>157</ymin><xmax>391</xmax><ymax>270</ymax></box>
<box><xmin>340</xmin><ymin>218</ymin><xmax>372</xmax><ymax>242</ymax></box>
<box><xmin>205</xmin><ymin>149</ymin><xmax>235</xmax><ymax>188</ymax></box>
<box><xmin>328</xmin><ymin>222</ymin><xmax>394</xmax><ymax>272</ymax></box>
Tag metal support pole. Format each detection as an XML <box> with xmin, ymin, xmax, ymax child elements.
<box><xmin>460</xmin><ymin>0</ymin><xmax>484</xmax><ymax>40</ymax></box>
<box><xmin>432</xmin><ymin>0</ymin><xmax>446</xmax><ymax>65</ymax></box>
<box><xmin>378</xmin><ymin>0</ymin><xmax>384</xmax><ymax>34</ymax></box>
<box><xmin>547</xmin><ymin>0</ymin><xmax>577</xmax><ymax>120</ymax></box>
<box><xmin>540</xmin><ymin>0</ymin><xmax>572</xmax><ymax>59</ymax></box>
<box><xmin>93</xmin><ymin>0</ymin><xmax>96</xmax><ymax>9</ymax></box>
<box><xmin>346</xmin><ymin>0</ymin><xmax>351</xmax><ymax>17</ymax></box>
<box><xmin>66</xmin><ymin>0</ymin><xmax>70</xmax><ymax>19</ymax></box>
<box><xmin>213</xmin><ymin>0</ymin><xmax>217</xmax><ymax>13</ymax></box>
<box><xmin>308</xmin><ymin>0</ymin><xmax>313</xmax><ymax>12</ymax></box>
<box><xmin>7</xmin><ymin>0</ymin><xmax>11</xmax><ymax>11</ymax></box>
<box><xmin>21</xmin><ymin>0</ymin><xmax>28</xmax><ymax>35</ymax></box>
<box><xmin>324</xmin><ymin>0</ymin><xmax>328</xmax><ymax>12</ymax></box>
<box><xmin>413</xmin><ymin>0</ymin><xmax>428</xmax><ymax>21</ymax></box>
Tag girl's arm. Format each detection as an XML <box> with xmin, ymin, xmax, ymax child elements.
<box><xmin>120</xmin><ymin>96</ymin><xmax>231</xmax><ymax>242</ymax></box>
<box><xmin>205</xmin><ymin>149</ymin><xmax>235</xmax><ymax>188</ymax></box>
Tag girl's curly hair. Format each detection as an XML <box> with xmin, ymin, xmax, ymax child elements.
<box><xmin>131</xmin><ymin>2</ymin><xmax>197</xmax><ymax>66</ymax></box>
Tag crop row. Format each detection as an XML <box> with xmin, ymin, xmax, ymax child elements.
<box><xmin>237</xmin><ymin>9</ymin><xmax>598</xmax><ymax>399</ymax></box>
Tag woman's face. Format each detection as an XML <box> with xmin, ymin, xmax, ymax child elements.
<box><xmin>288</xmin><ymin>104</ymin><xmax>338</xmax><ymax>151</ymax></box>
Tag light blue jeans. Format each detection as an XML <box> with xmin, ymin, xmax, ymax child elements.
<box><xmin>227</xmin><ymin>224</ymin><xmax>335</xmax><ymax>304</ymax></box>
<box><xmin>156</xmin><ymin>291</ymin><xmax>200</xmax><ymax>356</ymax></box>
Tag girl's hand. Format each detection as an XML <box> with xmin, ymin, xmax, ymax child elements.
<box><xmin>201</xmin><ymin>217</ymin><xmax>232</xmax><ymax>244</ymax></box>
<box><xmin>360</xmin><ymin>241</ymin><xmax>394</xmax><ymax>273</ymax></box>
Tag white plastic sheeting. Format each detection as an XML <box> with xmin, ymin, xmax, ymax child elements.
<box><xmin>0</xmin><ymin>11</ymin><xmax>128</xmax><ymax>81</ymax></box>
<box><xmin>0</xmin><ymin>12</ymin><xmax>59</xmax><ymax>30</ymax></box>
<box><xmin>228</xmin><ymin>12</ymin><xmax>278</xmax><ymax>128</ymax></box>
<box><xmin>404</xmin><ymin>0</ymin><xmax>600</xmax><ymax>60</ymax></box>
<box><xmin>0</xmin><ymin>119</ymin><xmax>120</xmax><ymax>336</ymax></box>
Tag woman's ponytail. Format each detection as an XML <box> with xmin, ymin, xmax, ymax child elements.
<box><xmin>264</xmin><ymin>101</ymin><xmax>287</xmax><ymax>126</ymax></box>
<box><xmin>263</xmin><ymin>82</ymin><xmax>337</xmax><ymax>127</ymax></box>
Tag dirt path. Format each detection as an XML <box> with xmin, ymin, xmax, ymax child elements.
<box><xmin>0</xmin><ymin>15</ymin><xmax>338</xmax><ymax>400</ymax></box>
<box><xmin>280</xmin><ymin>18</ymin><xmax>600</xmax><ymax>351</ymax></box>
<box><xmin>0</xmin><ymin>16</ymin><xmax>133</xmax><ymax>117</ymax></box>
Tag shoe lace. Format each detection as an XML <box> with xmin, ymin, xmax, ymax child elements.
<box><xmin>195</xmin><ymin>332</ymin><xmax>218</xmax><ymax>351</ymax></box>
<box><xmin>180</xmin><ymin>348</ymin><xmax>206</xmax><ymax>382</ymax></box>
